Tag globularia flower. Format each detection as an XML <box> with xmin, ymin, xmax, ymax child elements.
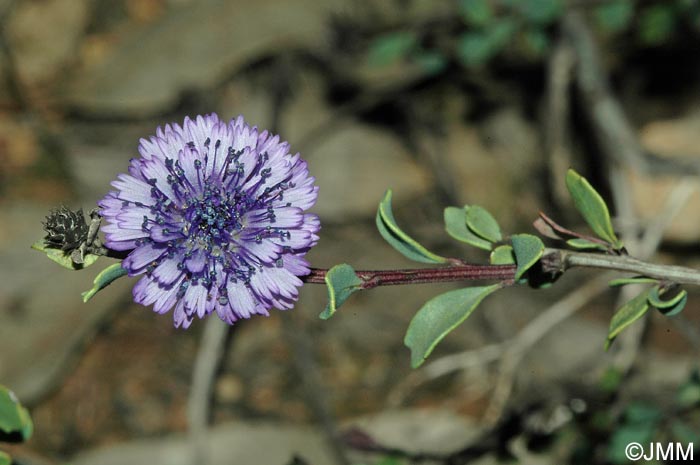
<box><xmin>99</xmin><ymin>114</ymin><xmax>320</xmax><ymax>328</ymax></box>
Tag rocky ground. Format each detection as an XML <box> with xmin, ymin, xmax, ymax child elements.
<box><xmin>1</xmin><ymin>1</ymin><xmax>700</xmax><ymax>464</ymax></box>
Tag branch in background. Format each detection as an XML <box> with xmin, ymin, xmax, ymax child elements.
<box><xmin>564</xmin><ymin>11</ymin><xmax>700</xmax><ymax>176</ymax></box>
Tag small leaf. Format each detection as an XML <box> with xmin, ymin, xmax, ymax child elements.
<box><xmin>31</xmin><ymin>240</ymin><xmax>99</xmax><ymax>270</ymax></box>
<box><xmin>609</xmin><ymin>277</ymin><xmax>659</xmax><ymax>287</ymax></box>
<box><xmin>319</xmin><ymin>264</ymin><xmax>363</xmax><ymax>320</ymax></box>
<box><xmin>457</xmin><ymin>32</ymin><xmax>496</xmax><ymax>66</ymax></box>
<box><xmin>444</xmin><ymin>207</ymin><xmax>492</xmax><ymax>251</ymax></box>
<box><xmin>511</xmin><ymin>234</ymin><xmax>545</xmax><ymax>280</ymax></box>
<box><xmin>566</xmin><ymin>238</ymin><xmax>609</xmax><ymax>251</ymax></box>
<box><xmin>367</xmin><ymin>31</ymin><xmax>417</xmax><ymax>67</ymax></box>
<box><xmin>412</xmin><ymin>50</ymin><xmax>448</xmax><ymax>75</ymax></box>
<box><xmin>606</xmin><ymin>289</ymin><xmax>653</xmax><ymax>349</ymax></box>
<box><xmin>595</xmin><ymin>0</ymin><xmax>634</xmax><ymax>33</ymax></box>
<box><xmin>648</xmin><ymin>286</ymin><xmax>687</xmax><ymax>309</ymax></box>
<box><xmin>676</xmin><ymin>372</ymin><xmax>700</xmax><ymax>408</ymax></box>
<box><xmin>565</xmin><ymin>169</ymin><xmax>623</xmax><ymax>249</ymax></box>
<box><xmin>404</xmin><ymin>284</ymin><xmax>501</xmax><ymax>368</ymax></box>
<box><xmin>520</xmin><ymin>0</ymin><xmax>562</xmax><ymax>25</ymax></box>
<box><xmin>639</xmin><ymin>5</ymin><xmax>676</xmax><ymax>45</ymax></box>
<box><xmin>648</xmin><ymin>286</ymin><xmax>688</xmax><ymax>316</ymax></box>
<box><xmin>377</xmin><ymin>190</ymin><xmax>448</xmax><ymax>264</ymax></box>
<box><xmin>0</xmin><ymin>385</ymin><xmax>32</xmax><ymax>442</ymax></box>
<box><xmin>490</xmin><ymin>245</ymin><xmax>515</xmax><ymax>265</ymax></box>
<box><xmin>458</xmin><ymin>0</ymin><xmax>493</xmax><ymax>26</ymax></box>
<box><xmin>522</xmin><ymin>28</ymin><xmax>550</xmax><ymax>56</ymax></box>
<box><xmin>82</xmin><ymin>263</ymin><xmax>129</xmax><ymax>302</ymax></box>
<box><xmin>0</xmin><ymin>451</ymin><xmax>10</xmax><ymax>465</ymax></box>
<box><xmin>465</xmin><ymin>206</ymin><xmax>502</xmax><ymax>243</ymax></box>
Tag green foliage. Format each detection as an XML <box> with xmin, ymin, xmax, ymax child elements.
<box><xmin>608</xmin><ymin>277</ymin><xmax>659</xmax><ymax>287</ymax></box>
<box><xmin>377</xmin><ymin>190</ymin><xmax>448</xmax><ymax>264</ymax></box>
<box><xmin>457</xmin><ymin>18</ymin><xmax>516</xmax><ymax>67</ymax></box>
<box><xmin>595</xmin><ymin>0</ymin><xmax>634</xmax><ymax>33</ymax></box>
<box><xmin>490</xmin><ymin>245</ymin><xmax>515</xmax><ymax>265</ymax></box>
<box><xmin>639</xmin><ymin>4</ymin><xmax>676</xmax><ymax>45</ymax></box>
<box><xmin>511</xmin><ymin>234</ymin><xmax>545</xmax><ymax>280</ymax></box>
<box><xmin>82</xmin><ymin>262</ymin><xmax>128</xmax><ymax>302</ymax></box>
<box><xmin>0</xmin><ymin>385</ymin><xmax>32</xmax><ymax>442</ymax></box>
<box><xmin>565</xmin><ymin>169</ymin><xmax>623</xmax><ymax>250</ymax></box>
<box><xmin>458</xmin><ymin>0</ymin><xmax>493</xmax><ymax>27</ymax></box>
<box><xmin>0</xmin><ymin>451</ymin><xmax>9</xmax><ymax>465</ymax></box>
<box><xmin>565</xmin><ymin>238</ymin><xmax>609</xmax><ymax>252</ymax></box>
<box><xmin>676</xmin><ymin>371</ymin><xmax>700</xmax><ymax>409</ymax></box>
<box><xmin>606</xmin><ymin>288</ymin><xmax>652</xmax><ymax>349</ymax></box>
<box><xmin>519</xmin><ymin>0</ymin><xmax>562</xmax><ymax>25</ymax></box>
<box><xmin>648</xmin><ymin>286</ymin><xmax>688</xmax><ymax>314</ymax></box>
<box><xmin>367</xmin><ymin>31</ymin><xmax>417</xmax><ymax>67</ymax></box>
<box><xmin>411</xmin><ymin>50</ymin><xmax>448</xmax><ymax>75</ymax></box>
<box><xmin>444</xmin><ymin>206</ymin><xmax>492</xmax><ymax>251</ymax></box>
<box><xmin>31</xmin><ymin>239</ymin><xmax>99</xmax><ymax>270</ymax></box>
<box><xmin>319</xmin><ymin>264</ymin><xmax>363</xmax><ymax>320</ymax></box>
<box><xmin>608</xmin><ymin>404</ymin><xmax>661</xmax><ymax>464</ymax></box>
<box><xmin>465</xmin><ymin>205</ymin><xmax>502</xmax><ymax>243</ymax></box>
<box><xmin>522</xmin><ymin>28</ymin><xmax>549</xmax><ymax>57</ymax></box>
<box><xmin>404</xmin><ymin>284</ymin><xmax>501</xmax><ymax>368</ymax></box>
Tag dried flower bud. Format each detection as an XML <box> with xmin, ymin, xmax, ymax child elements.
<box><xmin>43</xmin><ymin>206</ymin><xmax>89</xmax><ymax>252</ymax></box>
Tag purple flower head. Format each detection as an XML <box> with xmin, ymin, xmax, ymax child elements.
<box><xmin>99</xmin><ymin>114</ymin><xmax>320</xmax><ymax>328</ymax></box>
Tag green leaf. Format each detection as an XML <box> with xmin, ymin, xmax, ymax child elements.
<box><xmin>0</xmin><ymin>451</ymin><xmax>10</xmax><ymax>465</ymax></box>
<box><xmin>377</xmin><ymin>190</ymin><xmax>448</xmax><ymax>264</ymax></box>
<box><xmin>648</xmin><ymin>286</ymin><xmax>688</xmax><ymax>316</ymax></box>
<box><xmin>490</xmin><ymin>245</ymin><xmax>515</xmax><ymax>265</ymax></box>
<box><xmin>676</xmin><ymin>372</ymin><xmax>700</xmax><ymax>408</ymax></box>
<box><xmin>566</xmin><ymin>238</ymin><xmax>609</xmax><ymax>251</ymax></box>
<box><xmin>639</xmin><ymin>5</ymin><xmax>676</xmax><ymax>45</ymax></box>
<box><xmin>444</xmin><ymin>207</ymin><xmax>492</xmax><ymax>251</ymax></box>
<box><xmin>520</xmin><ymin>0</ymin><xmax>562</xmax><ymax>25</ymax></box>
<box><xmin>367</xmin><ymin>31</ymin><xmax>417</xmax><ymax>67</ymax></box>
<box><xmin>565</xmin><ymin>169</ymin><xmax>623</xmax><ymax>249</ymax></box>
<box><xmin>606</xmin><ymin>289</ymin><xmax>653</xmax><ymax>349</ymax></box>
<box><xmin>458</xmin><ymin>0</ymin><xmax>493</xmax><ymax>26</ymax></box>
<box><xmin>511</xmin><ymin>234</ymin><xmax>544</xmax><ymax>280</ymax></box>
<box><xmin>595</xmin><ymin>0</ymin><xmax>634</xmax><ymax>34</ymax></box>
<box><xmin>608</xmin><ymin>277</ymin><xmax>659</xmax><ymax>287</ymax></box>
<box><xmin>0</xmin><ymin>385</ymin><xmax>32</xmax><ymax>442</ymax></box>
<box><xmin>31</xmin><ymin>240</ymin><xmax>99</xmax><ymax>270</ymax></box>
<box><xmin>522</xmin><ymin>28</ymin><xmax>549</xmax><ymax>56</ymax></box>
<box><xmin>319</xmin><ymin>264</ymin><xmax>363</xmax><ymax>320</ymax></box>
<box><xmin>648</xmin><ymin>286</ymin><xmax>687</xmax><ymax>309</ymax></box>
<box><xmin>457</xmin><ymin>32</ymin><xmax>496</xmax><ymax>66</ymax></box>
<box><xmin>404</xmin><ymin>284</ymin><xmax>501</xmax><ymax>368</ymax></box>
<box><xmin>82</xmin><ymin>263</ymin><xmax>128</xmax><ymax>303</ymax></box>
<box><xmin>412</xmin><ymin>50</ymin><xmax>448</xmax><ymax>75</ymax></box>
<box><xmin>671</xmin><ymin>420</ymin><xmax>700</xmax><ymax>445</ymax></box>
<box><xmin>465</xmin><ymin>206</ymin><xmax>502</xmax><ymax>243</ymax></box>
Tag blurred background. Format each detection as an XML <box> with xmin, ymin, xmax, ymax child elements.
<box><xmin>1</xmin><ymin>0</ymin><xmax>700</xmax><ymax>464</ymax></box>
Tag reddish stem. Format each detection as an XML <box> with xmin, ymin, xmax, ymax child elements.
<box><xmin>302</xmin><ymin>265</ymin><xmax>517</xmax><ymax>289</ymax></box>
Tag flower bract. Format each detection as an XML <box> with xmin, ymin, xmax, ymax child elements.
<box><xmin>99</xmin><ymin>114</ymin><xmax>319</xmax><ymax>327</ymax></box>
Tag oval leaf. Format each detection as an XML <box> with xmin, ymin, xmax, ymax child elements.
<box><xmin>466</xmin><ymin>205</ymin><xmax>502</xmax><ymax>243</ymax></box>
<box><xmin>404</xmin><ymin>284</ymin><xmax>501</xmax><ymax>368</ymax></box>
<box><xmin>31</xmin><ymin>240</ymin><xmax>99</xmax><ymax>270</ymax></box>
<box><xmin>606</xmin><ymin>289</ymin><xmax>653</xmax><ymax>349</ymax></box>
<box><xmin>377</xmin><ymin>190</ymin><xmax>448</xmax><ymax>264</ymax></box>
<box><xmin>0</xmin><ymin>386</ymin><xmax>32</xmax><ymax>442</ymax></box>
<box><xmin>565</xmin><ymin>169</ymin><xmax>623</xmax><ymax>249</ymax></box>
<box><xmin>511</xmin><ymin>234</ymin><xmax>544</xmax><ymax>280</ymax></box>
<box><xmin>444</xmin><ymin>206</ymin><xmax>491</xmax><ymax>251</ymax></box>
<box><xmin>490</xmin><ymin>245</ymin><xmax>515</xmax><ymax>265</ymax></box>
<box><xmin>319</xmin><ymin>264</ymin><xmax>363</xmax><ymax>320</ymax></box>
<box><xmin>459</xmin><ymin>0</ymin><xmax>493</xmax><ymax>26</ymax></box>
<box><xmin>82</xmin><ymin>263</ymin><xmax>129</xmax><ymax>302</ymax></box>
<box><xmin>367</xmin><ymin>31</ymin><xmax>417</xmax><ymax>67</ymax></box>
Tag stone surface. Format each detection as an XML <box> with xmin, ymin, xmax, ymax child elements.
<box><xmin>303</xmin><ymin>122</ymin><xmax>432</xmax><ymax>221</ymax></box>
<box><xmin>629</xmin><ymin>111</ymin><xmax>700</xmax><ymax>242</ymax></box>
<box><xmin>5</xmin><ymin>0</ymin><xmax>89</xmax><ymax>85</ymax></box>
<box><xmin>61</xmin><ymin>0</ymin><xmax>343</xmax><ymax>116</ymax></box>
